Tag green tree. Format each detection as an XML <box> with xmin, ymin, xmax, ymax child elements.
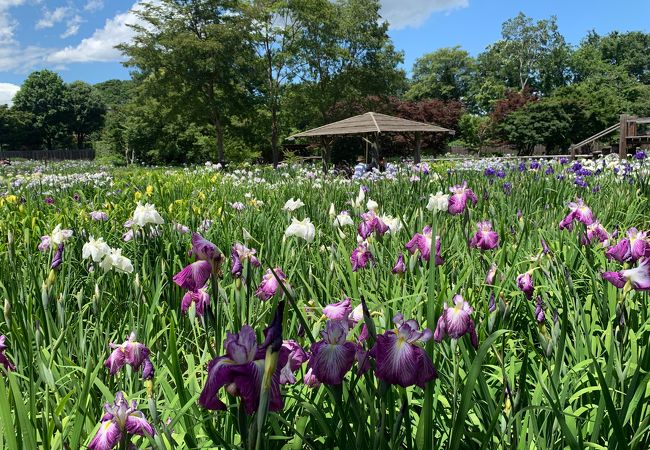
<box><xmin>121</xmin><ymin>0</ymin><xmax>258</xmax><ymax>163</ymax></box>
<box><xmin>0</xmin><ymin>106</ymin><xmax>41</xmax><ymax>151</ymax></box>
<box><xmin>12</xmin><ymin>70</ymin><xmax>70</xmax><ymax>149</ymax></box>
<box><xmin>65</xmin><ymin>81</ymin><xmax>106</xmax><ymax>149</ymax></box>
<box><xmin>478</xmin><ymin>13</ymin><xmax>571</xmax><ymax>94</ymax></box>
<box><xmin>93</xmin><ymin>79</ymin><xmax>136</xmax><ymax>107</ymax></box>
<box><xmin>406</xmin><ymin>46</ymin><xmax>475</xmax><ymax>101</ymax></box>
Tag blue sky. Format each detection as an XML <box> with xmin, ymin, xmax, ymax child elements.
<box><xmin>1</xmin><ymin>0</ymin><xmax>649</xmax><ymax>105</ymax></box>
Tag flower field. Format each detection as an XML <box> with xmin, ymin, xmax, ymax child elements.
<box><xmin>0</xmin><ymin>154</ymin><xmax>649</xmax><ymax>450</ymax></box>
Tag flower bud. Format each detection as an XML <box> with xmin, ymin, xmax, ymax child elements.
<box><xmin>41</xmin><ymin>280</ymin><xmax>50</xmax><ymax>309</ymax></box>
<box><xmin>4</xmin><ymin>299</ymin><xmax>11</xmax><ymax>327</ymax></box>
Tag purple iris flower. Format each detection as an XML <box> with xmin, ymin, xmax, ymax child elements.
<box><xmin>606</xmin><ymin>228</ymin><xmax>649</xmax><ymax>263</ymax></box>
<box><xmin>255</xmin><ymin>267</ymin><xmax>288</xmax><ymax>301</ymax></box>
<box><xmin>488</xmin><ymin>293</ymin><xmax>496</xmax><ymax>313</ymax></box>
<box><xmin>105</xmin><ymin>333</ymin><xmax>154</xmax><ymax>380</ymax></box>
<box><xmin>0</xmin><ymin>335</ymin><xmax>16</xmax><ymax>371</ymax></box>
<box><xmin>367</xmin><ymin>313</ymin><xmax>436</xmax><ymax>387</ymax></box>
<box><xmin>230</xmin><ymin>242</ymin><xmax>261</xmax><ymax>278</ymax></box>
<box><xmin>303</xmin><ymin>367</ymin><xmax>321</xmax><ymax>388</ymax></box>
<box><xmin>485</xmin><ymin>263</ymin><xmax>497</xmax><ymax>285</ymax></box>
<box><xmin>516</xmin><ymin>272</ymin><xmax>534</xmax><ymax>300</ymax></box>
<box><xmin>469</xmin><ymin>221</ymin><xmax>499</xmax><ymax>250</ymax></box>
<box><xmin>545</xmin><ymin>166</ymin><xmax>555</xmax><ymax>175</ymax></box>
<box><xmin>181</xmin><ymin>289</ymin><xmax>210</xmax><ymax>316</ymax></box>
<box><xmin>309</xmin><ymin>320</ymin><xmax>357</xmax><ymax>385</ymax></box>
<box><xmin>173</xmin><ymin>260</ymin><xmax>212</xmax><ymax>291</ymax></box>
<box><xmin>350</xmin><ymin>242</ymin><xmax>373</xmax><ymax>272</ymax></box>
<box><xmin>405</xmin><ymin>226</ymin><xmax>443</xmax><ymax>265</ymax></box>
<box><xmin>530</xmin><ymin>160</ymin><xmax>540</xmax><ymax>170</ymax></box>
<box><xmin>541</xmin><ymin>239</ymin><xmax>550</xmax><ymax>254</ymax></box>
<box><xmin>189</xmin><ymin>232</ymin><xmax>224</xmax><ymax>265</ymax></box>
<box><xmin>634</xmin><ymin>150</ymin><xmax>647</xmax><ymax>160</ymax></box>
<box><xmin>358</xmin><ymin>210</ymin><xmax>389</xmax><ymax>239</ymax></box>
<box><xmin>322</xmin><ymin>298</ymin><xmax>352</xmax><ymax>321</ymax></box>
<box><xmin>496</xmin><ymin>169</ymin><xmax>506</xmax><ymax>178</ymax></box>
<box><xmin>44</xmin><ymin>196</ymin><xmax>54</xmax><ymax>205</ymax></box>
<box><xmin>518</xmin><ymin>162</ymin><xmax>526</xmax><ymax>172</ymax></box>
<box><xmin>586</xmin><ymin>221</ymin><xmax>609</xmax><ymax>244</ymax></box>
<box><xmin>484</xmin><ymin>167</ymin><xmax>496</xmax><ymax>177</ymax></box>
<box><xmin>433</xmin><ymin>295</ymin><xmax>478</xmax><ymax>348</ymax></box>
<box><xmin>279</xmin><ymin>340</ymin><xmax>309</xmax><ymax>385</ymax></box>
<box><xmin>87</xmin><ymin>392</ymin><xmax>155</xmax><ymax>450</ymax></box>
<box><xmin>574</xmin><ymin>177</ymin><xmax>588</xmax><ymax>188</ymax></box>
<box><xmin>559</xmin><ymin>157</ymin><xmax>569</xmax><ymax>165</ymax></box>
<box><xmin>448</xmin><ymin>181</ymin><xmax>478</xmax><ymax>215</ymax></box>
<box><xmin>90</xmin><ymin>211</ymin><xmax>109</xmax><ymax>221</ymax></box>
<box><xmin>392</xmin><ymin>253</ymin><xmax>406</xmax><ymax>274</ymax></box>
<box><xmin>559</xmin><ymin>198</ymin><xmax>594</xmax><ymax>230</ymax></box>
<box><xmin>503</xmin><ymin>182</ymin><xmax>512</xmax><ymax>195</ymax></box>
<box><xmin>602</xmin><ymin>258</ymin><xmax>650</xmax><ymax>292</ymax></box>
<box><xmin>51</xmin><ymin>243</ymin><xmax>64</xmax><ymax>270</ymax></box>
<box><xmin>198</xmin><ymin>325</ymin><xmax>288</xmax><ymax>414</ymax></box>
<box><xmin>534</xmin><ymin>296</ymin><xmax>545</xmax><ymax>323</ymax></box>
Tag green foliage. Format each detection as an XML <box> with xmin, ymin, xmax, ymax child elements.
<box><xmin>457</xmin><ymin>113</ymin><xmax>491</xmax><ymax>150</ymax></box>
<box><xmin>65</xmin><ymin>81</ymin><xmax>106</xmax><ymax>149</ymax></box>
<box><xmin>407</xmin><ymin>46</ymin><xmax>475</xmax><ymax>101</ymax></box>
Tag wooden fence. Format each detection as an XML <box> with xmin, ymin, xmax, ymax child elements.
<box><xmin>0</xmin><ymin>148</ymin><xmax>95</xmax><ymax>161</ymax></box>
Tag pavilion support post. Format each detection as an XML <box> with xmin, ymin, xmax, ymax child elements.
<box><xmin>414</xmin><ymin>132</ymin><xmax>422</xmax><ymax>164</ymax></box>
<box><xmin>370</xmin><ymin>132</ymin><xmax>380</xmax><ymax>169</ymax></box>
<box><xmin>618</xmin><ymin>114</ymin><xmax>628</xmax><ymax>159</ymax></box>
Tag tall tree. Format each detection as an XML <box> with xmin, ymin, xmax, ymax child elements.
<box><xmin>66</xmin><ymin>81</ymin><xmax>106</xmax><ymax>149</ymax></box>
<box><xmin>121</xmin><ymin>0</ymin><xmax>257</xmax><ymax>163</ymax></box>
<box><xmin>478</xmin><ymin>13</ymin><xmax>570</xmax><ymax>94</ymax></box>
<box><xmin>406</xmin><ymin>46</ymin><xmax>475</xmax><ymax>101</ymax></box>
<box><xmin>12</xmin><ymin>70</ymin><xmax>70</xmax><ymax>150</ymax></box>
<box><xmin>250</xmin><ymin>0</ymin><xmax>303</xmax><ymax>167</ymax></box>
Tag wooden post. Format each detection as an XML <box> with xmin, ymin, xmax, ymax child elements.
<box><xmin>570</xmin><ymin>145</ymin><xmax>576</xmax><ymax>160</ymax></box>
<box><xmin>414</xmin><ymin>132</ymin><xmax>422</xmax><ymax>164</ymax></box>
<box><xmin>618</xmin><ymin>114</ymin><xmax>628</xmax><ymax>159</ymax></box>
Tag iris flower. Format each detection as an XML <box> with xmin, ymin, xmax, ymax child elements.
<box><xmin>279</xmin><ymin>340</ymin><xmax>309</xmax><ymax>385</ymax></box>
<box><xmin>198</xmin><ymin>325</ymin><xmax>289</xmax><ymax>414</ymax></box>
<box><xmin>371</xmin><ymin>313</ymin><xmax>437</xmax><ymax>387</ymax></box>
<box><xmin>105</xmin><ymin>333</ymin><xmax>154</xmax><ymax>380</ymax></box>
<box><xmin>602</xmin><ymin>258</ymin><xmax>650</xmax><ymax>291</ymax></box>
<box><xmin>189</xmin><ymin>233</ymin><xmax>224</xmax><ymax>265</ymax></box>
<box><xmin>350</xmin><ymin>241</ymin><xmax>373</xmax><ymax>272</ymax></box>
<box><xmin>485</xmin><ymin>263</ymin><xmax>497</xmax><ymax>285</ymax></box>
<box><xmin>405</xmin><ymin>226</ymin><xmax>443</xmax><ymax>265</ymax></box>
<box><xmin>392</xmin><ymin>253</ymin><xmax>406</xmax><ymax>274</ymax></box>
<box><xmin>433</xmin><ymin>295</ymin><xmax>478</xmax><ymax>348</ymax></box>
<box><xmin>516</xmin><ymin>271</ymin><xmax>534</xmax><ymax>300</ymax></box>
<box><xmin>0</xmin><ymin>335</ymin><xmax>15</xmax><ymax>371</ymax></box>
<box><xmin>358</xmin><ymin>210</ymin><xmax>389</xmax><ymax>239</ymax></box>
<box><xmin>469</xmin><ymin>221</ymin><xmax>499</xmax><ymax>250</ymax></box>
<box><xmin>285</xmin><ymin>218</ymin><xmax>316</xmax><ymax>243</ymax></box>
<box><xmin>559</xmin><ymin>198</ymin><xmax>594</xmax><ymax>230</ymax></box>
<box><xmin>255</xmin><ymin>268</ymin><xmax>288</xmax><ymax>301</ymax></box>
<box><xmin>181</xmin><ymin>289</ymin><xmax>210</xmax><ymax>316</ymax></box>
<box><xmin>173</xmin><ymin>260</ymin><xmax>212</xmax><ymax>291</ymax></box>
<box><xmin>586</xmin><ymin>221</ymin><xmax>609</xmax><ymax>244</ymax></box>
<box><xmin>87</xmin><ymin>392</ymin><xmax>154</xmax><ymax>450</ymax></box>
<box><xmin>230</xmin><ymin>242</ymin><xmax>261</xmax><ymax>278</ymax></box>
<box><xmin>448</xmin><ymin>181</ymin><xmax>478</xmax><ymax>215</ymax></box>
<box><xmin>51</xmin><ymin>244</ymin><xmax>64</xmax><ymax>270</ymax></box>
<box><xmin>309</xmin><ymin>320</ymin><xmax>357</xmax><ymax>385</ymax></box>
<box><xmin>606</xmin><ymin>228</ymin><xmax>650</xmax><ymax>263</ymax></box>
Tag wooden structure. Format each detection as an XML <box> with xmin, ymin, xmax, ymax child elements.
<box><xmin>288</xmin><ymin>112</ymin><xmax>453</xmax><ymax>169</ymax></box>
<box><xmin>570</xmin><ymin>115</ymin><xmax>650</xmax><ymax>159</ymax></box>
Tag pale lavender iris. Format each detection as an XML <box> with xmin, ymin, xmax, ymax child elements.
<box><xmin>38</xmin><ymin>235</ymin><xmax>51</xmax><ymax>252</ymax></box>
<box><xmin>309</xmin><ymin>320</ymin><xmax>357</xmax><ymax>385</ymax></box>
<box><xmin>230</xmin><ymin>242</ymin><xmax>261</xmax><ymax>278</ymax></box>
<box><xmin>602</xmin><ymin>258</ymin><xmax>650</xmax><ymax>292</ymax></box>
<box><xmin>516</xmin><ymin>271</ymin><xmax>534</xmax><ymax>300</ymax></box>
<box><xmin>586</xmin><ymin>221</ymin><xmax>609</xmax><ymax>244</ymax></box>
<box><xmin>469</xmin><ymin>221</ymin><xmax>499</xmax><ymax>250</ymax></box>
<box><xmin>370</xmin><ymin>313</ymin><xmax>437</xmax><ymax>387</ymax></box>
<box><xmin>105</xmin><ymin>333</ymin><xmax>154</xmax><ymax>380</ymax></box>
<box><xmin>181</xmin><ymin>289</ymin><xmax>210</xmax><ymax>316</ymax></box>
<box><xmin>255</xmin><ymin>267</ymin><xmax>288</xmax><ymax>301</ymax></box>
<box><xmin>350</xmin><ymin>242</ymin><xmax>373</xmax><ymax>272</ymax></box>
<box><xmin>279</xmin><ymin>340</ymin><xmax>309</xmax><ymax>385</ymax></box>
<box><xmin>448</xmin><ymin>181</ymin><xmax>478</xmax><ymax>215</ymax></box>
<box><xmin>90</xmin><ymin>211</ymin><xmax>109</xmax><ymax>221</ymax></box>
<box><xmin>433</xmin><ymin>295</ymin><xmax>478</xmax><ymax>348</ymax></box>
<box><xmin>485</xmin><ymin>263</ymin><xmax>497</xmax><ymax>285</ymax></box>
<box><xmin>198</xmin><ymin>325</ymin><xmax>288</xmax><ymax>414</ymax></box>
<box><xmin>405</xmin><ymin>226</ymin><xmax>443</xmax><ymax>265</ymax></box>
<box><xmin>322</xmin><ymin>298</ymin><xmax>352</xmax><ymax>321</ymax></box>
<box><xmin>87</xmin><ymin>392</ymin><xmax>154</xmax><ymax>450</ymax></box>
<box><xmin>0</xmin><ymin>335</ymin><xmax>15</xmax><ymax>371</ymax></box>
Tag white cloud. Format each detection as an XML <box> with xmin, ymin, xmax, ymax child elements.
<box><xmin>36</xmin><ymin>6</ymin><xmax>70</xmax><ymax>29</ymax></box>
<box><xmin>61</xmin><ymin>14</ymin><xmax>83</xmax><ymax>38</ymax></box>
<box><xmin>47</xmin><ymin>3</ymin><xmax>144</xmax><ymax>63</ymax></box>
<box><xmin>84</xmin><ymin>0</ymin><xmax>103</xmax><ymax>11</ymax></box>
<box><xmin>0</xmin><ymin>82</ymin><xmax>20</xmax><ymax>106</ymax></box>
<box><xmin>380</xmin><ymin>0</ymin><xmax>468</xmax><ymax>30</ymax></box>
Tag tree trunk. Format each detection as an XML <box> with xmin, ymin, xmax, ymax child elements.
<box><xmin>77</xmin><ymin>133</ymin><xmax>84</xmax><ymax>150</ymax></box>
<box><xmin>271</xmin><ymin>106</ymin><xmax>279</xmax><ymax>168</ymax></box>
<box><xmin>215</xmin><ymin>117</ymin><xmax>225</xmax><ymax>164</ymax></box>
